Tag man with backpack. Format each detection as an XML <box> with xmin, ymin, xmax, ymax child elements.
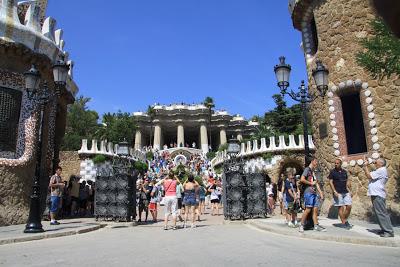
<box><xmin>299</xmin><ymin>158</ymin><xmax>326</xmax><ymax>232</ymax></box>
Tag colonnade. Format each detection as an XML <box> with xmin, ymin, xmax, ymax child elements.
<box><xmin>134</xmin><ymin>123</ymin><xmax>235</xmax><ymax>153</ymax></box>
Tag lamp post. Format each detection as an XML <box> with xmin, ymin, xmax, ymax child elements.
<box><xmin>227</xmin><ymin>136</ymin><xmax>241</xmax><ymax>158</ymax></box>
<box><xmin>273</xmin><ymin>57</ymin><xmax>329</xmax><ymax>165</ymax></box>
<box><xmin>23</xmin><ymin>57</ymin><xmax>69</xmax><ymax>233</ymax></box>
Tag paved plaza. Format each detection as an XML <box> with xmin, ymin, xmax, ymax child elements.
<box><xmin>1</xmin><ymin>208</ymin><xmax>400</xmax><ymax>267</ymax></box>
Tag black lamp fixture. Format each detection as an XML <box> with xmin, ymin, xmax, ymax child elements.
<box><xmin>227</xmin><ymin>136</ymin><xmax>241</xmax><ymax>157</ymax></box>
<box><xmin>117</xmin><ymin>139</ymin><xmax>130</xmax><ymax>156</ymax></box>
<box><xmin>23</xmin><ymin>55</ymin><xmax>69</xmax><ymax>234</ymax></box>
<box><xmin>52</xmin><ymin>55</ymin><xmax>69</xmax><ymax>96</ymax></box>
<box><xmin>273</xmin><ymin>56</ymin><xmax>291</xmax><ymax>94</ymax></box>
<box><xmin>273</xmin><ymin>57</ymin><xmax>329</xmax><ymax>165</ymax></box>
<box><xmin>24</xmin><ymin>65</ymin><xmax>41</xmax><ymax>99</ymax></box>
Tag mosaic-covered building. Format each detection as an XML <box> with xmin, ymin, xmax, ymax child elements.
<box><xmin>0</xmin><ymin>0</ymin><xmax>78</xmax><ymax>225</ymax></box>
<box><xmin>289</xmin><ymin>0</ymin><xmax>400</xmax><ymax>221</ymax></box>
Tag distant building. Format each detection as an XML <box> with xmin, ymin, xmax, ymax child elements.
<box><xmin>133</xmin><ymin>103</ymin><xmax>259</xmax><ymax>153</ymax></box>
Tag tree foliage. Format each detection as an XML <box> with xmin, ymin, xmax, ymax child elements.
<box><xmin>95</xmin><ymin>111</ymin><xmax>137</xmax><ymax>145</ymax></box>
<box><xmin>263</xmin><ymin>94</ymin><xmax>310</xmax><ymax>136</ymax></box>
<box><xmin>356</xmin><ymin>18</ymin><xmax>400</xmax><ymax>78</ymax></box>
<box><xmin>61</xmin><ymin>96</ymin><xmax>100</xmax><ymax>151</ymax></box>
<box><xmin>61</xmin><ymin>96</ymin><xmax>138</xmax><ymax>151</ymax></box>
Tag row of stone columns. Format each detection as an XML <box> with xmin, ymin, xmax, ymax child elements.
<box><xmin>134</xmin><ymin>123</ymin><xmax>235</xmax><ymax>153</ymax></box>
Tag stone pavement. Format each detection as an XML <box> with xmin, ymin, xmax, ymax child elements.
<box><xmin>1</xmin><ymin>205</ymin><xmax>400</xmax><ymax>248</ymax></box>
<box><xmin>246</xmin><ymin>216</ymin><xmax>400</xmax><ymax>247</ymax></box>
<box><xmin>0</xmin><ymin>219</ymin><xmax>105</xmax><ymax>246</ymax></box>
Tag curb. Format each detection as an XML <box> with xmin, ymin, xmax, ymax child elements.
<box><xmin>247</xmin><ymin>220</ymin><xmax>400</xmax><ymax>248</ymax></box>
<box><xmin>0</xmin><ymin>224</ymin><xmax>106</xmax><ymax>246</ymax></box>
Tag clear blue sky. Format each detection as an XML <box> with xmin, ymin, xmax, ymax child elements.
<box><xmin>48</xmin><ymin>0</ymin><xmax>307</xmax><ymax>119</ymax></box>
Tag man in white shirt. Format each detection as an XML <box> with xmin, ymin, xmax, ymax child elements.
<box><xmin>363</xmin><ymin>157</ymin><xmax>394</xmax><ymax>238</ymax></box>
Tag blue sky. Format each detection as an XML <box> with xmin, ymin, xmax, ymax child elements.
<box><xmin>47</xmin><ymin>0</ymin><xmax>307</xmax><ymax>119</ymax></box>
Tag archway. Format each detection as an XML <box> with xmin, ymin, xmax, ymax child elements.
<box><xmin>278</xmin><ymin>156</ymin><xmax>305</xmax><ymax>178</ymax></box>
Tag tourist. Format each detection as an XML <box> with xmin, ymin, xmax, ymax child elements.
<box><xmin>138</xmin><ymin>180</ymin><xmax>149</xmax><ymax>222</ymax></box>
<box><xmin>328</xmin><ymin>159</ymin><xmax>352</xmax><ymax>229</ymax></box>
<box><xmin>198</xmin><ymin>184</ymin><xmax>206</xmax><ymax>216</ymax></box>
<box><xmin>87</xmin><ymin>180</ymin><xmax>95</xmax><ymax>217</ymax></box>
<box><xmin>284</xmin><ymin>170</ymin><xmax>299</xmax><ymax>227</ymax></box>
<box><xmin>148</xmin><ymin>180</ymin><xmax>159</xmax><ymax>222</ymax></box>
<box><xmin>176</xmin><ymin>181</ymin><xmax>184</xmax><ymax>222</ymax></box>
<box><xmin>61</xmin><ymin>181</ymin><xmax>69</xmax><ymax>219</ymax></box>
<box><xmin>79</xmin><ymin>180</ymin><xmax>89</xmax><ymax>217</ymax></box>
<box><xmin>183</xmin><ymin>174</ymin><xmax>199</xmax><ymax>228</ymax></box>
<box><xmin>209</xmin><ymin>180</ymin><xmax>221</xmax><ymax>216</ymax></box>
<box><xmin>277</xmin><ymin>173</ymin><xmax>285</xmax><ymax>215</ymax></box>
<box><xmin>363</xmin><ymin>157</ymin><xmax>394</xmax><ymax>237</ymax></box>
<box><xmin>266</xmin><ymin>183</ymin><xmax>275</xmax><ymax>215</ymax></box>
<box><xmin>48</xmin><ymin>166</ymin><xmax>65</xmax><ymax>225</ymax></box>
<box><xmin>299</xmin><ymin>158</ymin><xmax>326</xmax><ymax>232</ymax></box>
<box><xmin>156</xmin><ymin>171</ymin><xmax>181</xmax><ymax>230</ymax></box>
<box><xmin>68</xmin><ymin>175</ymin><xmax>80</xmax><ymax>217</ymax></box>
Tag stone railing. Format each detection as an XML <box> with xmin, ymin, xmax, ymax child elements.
<box><xmin>78</xmin><ymin>139</ymin><xmax>146</xmax><ymax>162</ymax></box>
<box><xmin>77</xmin><ymin>139</ymin><xmax>146</xmax><ymax>181</ymax></box>
<box><xmin>211</xmin><ymin>134</ymin><xmax>315</xmax><ymax>167</ymax></box>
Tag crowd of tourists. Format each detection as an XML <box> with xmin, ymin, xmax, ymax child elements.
<box><xmin>273</xmin><ymin>156</ymin><xmax>394</xmax><ymax>237</ymax></box>
<box><xmin>47</xmin><ymin>151</ymin><xmax>394</xmax><ymax>238</ymax></box>
<box><xmin>46</xmin><ymin>167</ymin><xmax>95</xmax><ymax>225</ymax></box>
<box><xmin>135</xmin><ymin>150</ymin><xmax>223</xmax><ymax>230</ymax></box>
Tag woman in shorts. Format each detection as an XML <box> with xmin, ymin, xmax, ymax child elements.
<box><xmin>183</xmin><ymin>175</ymin><xmax>199</xmax><ymax>228</ymax></box>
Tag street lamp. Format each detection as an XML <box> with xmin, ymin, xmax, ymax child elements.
<box><xmin>23</xmin><ymin>57</ymin><xmax>69</xmax><ymax>233</ymax></box>
<box><xmin>117</xmin><ymin>139</ymin><xmax>130</xmax><ymax>156</ymax></box>
<box><xmin>227</xmin><ymin>136</ymin><xmax>241</xmax><ymax>158</ymax></box>
<box><xmin>273</xmin><ymin>57</ymin><xmax>329</xmax><ymax>165</ymax></box>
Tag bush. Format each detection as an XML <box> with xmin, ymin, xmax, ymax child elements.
<box><xmin>134</xmin><ymin>161</ymin><xmax>148</xmax><ymax>173</ymax></box>
<box><xmin>92</xmin><ymin>154</ymin><xmax>106</xmax><ymax>164</ymax></box>
<box><xmin>218</xmin><ymin>143</ymin><xmax>228</xmax><ymax>152</ymax></box>
<box><xmin>146</xmin><ymin>151</ymin><xmax>154</xmax><ymax>160</ymax></box>
<box><xmin>262</xmin><ymin>152</ymin><xmax>273</xmax><ymax>161</ymax></box>
<box><xmin>206</xmin><ymin>151</ymin><xmax>216</xmax><ymax>159</ymax></box>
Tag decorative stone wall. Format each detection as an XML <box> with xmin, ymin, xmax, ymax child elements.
<box><xmin>59</xmin><ymin>151</ymin><xmax>81</xmax><ymax>182</ymax></box>
<box><xmin>291</xmin><ymin>0</ymin><xmax>400</xmax><ymax>222</ymax></box>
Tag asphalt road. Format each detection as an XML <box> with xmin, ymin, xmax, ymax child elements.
<box><xmin>1</xmin><ymin>216</ymin><xmax>399</xmax><ymax>267</ymax></box>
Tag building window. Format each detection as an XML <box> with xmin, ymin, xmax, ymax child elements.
<box><xmin>0</xmin><ymin>87</ymin><xmax>22</xmax><ymax>152</ymax></box>
<box><xmin>340</xmin><ymin>92</ymin><xmax>367</xmax><ymax>155</ymax></box>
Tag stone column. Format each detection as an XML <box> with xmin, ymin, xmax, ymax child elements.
<box><xmin>134</xmin><ymin>129</ymin><xmax>142</xmax><ymax>150</ymax></box>
<box><xmin>177</xmin><ymin>124</ymin><xmax>185</xmax><ymax>147</ymax></box>
<box><xmin>237</xmin><ymin>133</ymin><xmax>243</xmax><ymax>141</ymax></box>
<box><xmin>200</xmin><ymin>123</ymin><xmax>209</xmax><ymax>153</ymax></box>
<box><xmin>153</xmin><ymin>124</ymin><xmax>162</xmax><ymax>150</ymax></box>
<box><xmin>219</xmin><ymin>128</ymin><xmax>227</xmax><ymax>147</ymax></box>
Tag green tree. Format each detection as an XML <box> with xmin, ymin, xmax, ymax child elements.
<box><xmin>356</xmin><ymin>18</ymin><xmax>400</xmax><ymax>78</ymax></box>
<box><xmin>95</xmin><ymin>111</ymin><xmax>137</xmax><ymax>145</ymax></box>
<box><xmin>256</xmin><ymin>94</ymin><xmax>312</xmax><ymax>139</ymax></box>
<box><xmin>203</xmin><ymin>96</ymin><xmax>215</xmax><ymax>151</ymax></box>
<box><xmin>61</xmin><ymin>96</ymin><xmax>100</xmax><ymax>150</ymax></box>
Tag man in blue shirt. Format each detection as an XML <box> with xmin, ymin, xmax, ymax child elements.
<box><xmin>363</xmin><ymin>157</ymin><xmax>394</xmax><ymax>238</ymax></box>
